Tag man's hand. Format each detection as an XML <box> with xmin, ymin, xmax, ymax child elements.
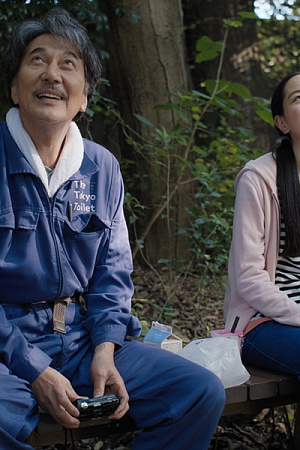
<box><xmin>90</xmin><ymin>342</ymin><xmax>129</xmax><ymax>420</ymax></box>
<box><xmin>31</xmin><ymin>366</ymin><xmax>81</xmax><ymax>428</ymax></box>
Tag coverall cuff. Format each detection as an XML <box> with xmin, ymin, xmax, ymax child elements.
<box><xmin>19</xmin><ymin>346</ymin><xmax>52</xmax><ymax>384</ymax></box>
<box><xmin>90</xmin><ymin>324</ymin><xmax>127</xmax><ymax>349</ymax></box>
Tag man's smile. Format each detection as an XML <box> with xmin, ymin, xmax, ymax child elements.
<box><xmin>34</xmin><ymin>86</ymin><xmax>67</xmax><ymax>101</ymax></box>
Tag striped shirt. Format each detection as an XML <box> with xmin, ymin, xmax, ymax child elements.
<box><xmin>275</xmin><ymin>216</ymin><xmax>300</xmax><ymax>303</ymax></box>
<box><xmin>251</xmin><ymin>201</ymin><xmax>300</xmax><ymax>323</ymax></box>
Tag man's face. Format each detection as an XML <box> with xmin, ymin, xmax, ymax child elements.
<box><xmin>10</xmin><ymin>33</ymin><xmax>87</xmax><ymax>129</ymax></box>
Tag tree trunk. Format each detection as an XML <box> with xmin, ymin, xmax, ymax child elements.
<box><xmin>97</xmin><ymin>0</ymin><xmax>271</xmax><ymax>266</ymax></box>
<box><xmin>98</xmin><ymin>0</ymin><xmax>193</xmax><ymax>264</ymax></box>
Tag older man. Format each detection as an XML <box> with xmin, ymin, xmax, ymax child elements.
<box><xmin>0</xmin><ymin>8</ymin><xmax>225</xmax><ymax>450</ymax></box>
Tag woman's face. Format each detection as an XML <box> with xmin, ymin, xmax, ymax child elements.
<box><xmin>275</xmin><ymin>74</ymin><xmax>300</xmax><ymax>141</ymax></box>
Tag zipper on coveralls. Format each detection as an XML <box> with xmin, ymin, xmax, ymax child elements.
<box><xmin>48</xmin><ymin>192</ymin><xmax>65</xmax><ymax>298</ymax></box>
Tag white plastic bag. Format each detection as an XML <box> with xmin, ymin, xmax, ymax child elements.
<box><xmin>179</xmin><ymin>337</ymin><xmax>250</xmax><ymax>388</ymax></box>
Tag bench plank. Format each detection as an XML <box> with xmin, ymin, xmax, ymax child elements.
<box><xmin>245</xmin><ymin>364</ymin><xmax>300</xmax><ymax>399</ymax></box>
<box><xmin>246</xmin><ymin>374</ymin><xmax>277</xmax><ymax>400</ymax></box>
<box><xmin>225</xmin><ymin>383</ymin><xmax>248</xmax><ymax>404</ymax></box>
<box><xmin>27</xmin><ymin>363</ymin><xmax>300</xmax><ymax>448</ymax></box>
<box><xmin>26</xmin><ymin>414</ymin><xmax>137</xmax><ymax>447</ymax></box>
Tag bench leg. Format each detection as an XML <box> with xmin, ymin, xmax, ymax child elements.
<box><xmin>294</xmin><ymin>403</ymin><xmax>300</xmax><ymax>448</ymax></box>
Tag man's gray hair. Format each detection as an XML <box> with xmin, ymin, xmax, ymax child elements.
<box><xmin>5</xmin><ymin>8</ymin><xmax>102</xmax><ymax>120</ymax></box>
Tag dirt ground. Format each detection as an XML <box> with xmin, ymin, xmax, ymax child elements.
<box><xmin>36</xmin><ymin>266</ymin><xmax>296</xmax><ymax>450</ymax></box>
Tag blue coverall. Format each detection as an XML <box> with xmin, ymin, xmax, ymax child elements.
<box><xmin>0</xmin><ymin>122</ymin><xmax>225</xmax><ymax>449</ymax></box>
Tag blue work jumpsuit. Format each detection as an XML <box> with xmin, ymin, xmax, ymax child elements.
<box><xmin>0</xmin><ymin>122</ymin><xmax>225</xmax><ymax>449</ymax></box>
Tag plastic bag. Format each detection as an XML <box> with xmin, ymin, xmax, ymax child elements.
<box><xmin>179</xmin><ymin>337</ymin><xmax>250</xmax><ymax>388</ymax></box>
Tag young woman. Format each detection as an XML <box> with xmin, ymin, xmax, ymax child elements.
<box><xmin>224</xmin><ymin>72</ymin><xmax>300</xmax><ymax>375</ymax></box>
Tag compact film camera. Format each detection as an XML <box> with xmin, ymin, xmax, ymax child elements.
<box><xmin>73</xmin><ymin>394</ymin><xmax>120</xmax><ymax>421</ymax></box>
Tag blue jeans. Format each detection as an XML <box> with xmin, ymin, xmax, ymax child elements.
<box><xmin>0</xmin><ymin>303</ymin><xmax>225</xmax><ymax>450</ymax></box>
<box><xmin>243</xmin><ymin>320</ymin><xmax>300</xmax><ymax>376</ymax></box>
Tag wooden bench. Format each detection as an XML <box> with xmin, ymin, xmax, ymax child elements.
<box><xmin>26</xmin><ymin>363</ymin><xmax>300</xmax><ymax>448</ymax></box>
<box><xmin>223</xmin><ymin>363</ymin><xmax>300</xmax><ymax>447</ymax></box>
<box><xmin>26</xmin><ymin>412</ymin><xmax>138</xmax><ymax>447</ymax></box>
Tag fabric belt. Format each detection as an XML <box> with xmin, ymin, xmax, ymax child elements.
<box><xmin>53</xmin><ymin>298</ymin><xmax>72</xmax><ymax>334</ymax></box>
<box><xmin>21</xmin><ymin>293</ymin><xmax>87</xmax><ymax>334</ymax></box>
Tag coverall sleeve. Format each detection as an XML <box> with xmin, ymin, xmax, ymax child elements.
<box><xmin>0</xmin><ymin>304</ymin><xmax>52</xmax><ymax>383</ymax></box>
<box><xmin>231</xmin><ymin>170</ymin><xmax>300</xmax><ymax>325</ymax></box>
<box><xmin>82</xmin><ymin>162</ymin><xmax>141</xmax><ymax>349</ymax></box>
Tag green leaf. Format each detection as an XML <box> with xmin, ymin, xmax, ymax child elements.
<box><xmin>256</xmin><ymin>109</ymin><xmax>274</xmax><ymax>125</ymax></box>
<box><xmin>239</xmin><ymin>11</ymin><xmax>257</xmax><ymax>20</ymax></box>
<box><xmin>230</xmin><ymin>82</ymin><xmax>252</xmax><ymax>100</ymax></box>
<box><xmin>195</xmin><ymin>36</ymin><xmax>223</xmax><ymax>63</ymax></box>
<box><xmin>134</xmin><ymin>114</ymin><xmax>154</xmax><ymax>127</ymax></box>
<box><xmin>158</xmin><ymin>259</ymin><xmax>169</xmax><ymax>264</ymax></box>
<box><xmin>223</xmin><ymin>19</ymin><xmax>243</xmax><ymax>28</ymax></box>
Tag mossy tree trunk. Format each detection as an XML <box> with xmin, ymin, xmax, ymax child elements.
<box><xmin>97</xmin><ymin>0</ymin><xmax>270</xmax><ymax>266</ymax></box>
<box><xmin>98</xmin><ymin>0</ymin><xmax>194</xmax><ymax>265</ymax></box>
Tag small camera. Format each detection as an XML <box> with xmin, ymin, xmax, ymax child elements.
<box><xmin>73</xmin><ymin>394</ymin><xmax>120</xmax><ymax>421</ymax></box>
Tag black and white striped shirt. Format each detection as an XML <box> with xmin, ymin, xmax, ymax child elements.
<box><xmin>251</xmin><ymin>201</ymin><xmax>300</xmax><ymax>323</ymax></box>
<box><xmin>275</xmin><ymin>218</ymin><xmax>300</xmax><ymax>303</ymax></box>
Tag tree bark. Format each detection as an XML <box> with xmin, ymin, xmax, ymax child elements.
<box><xmin>97</xmin><ymin>0</ymin><xmax>271</xmax><ymax>265</ymax></box>
<box><xmin>98</xmin><ymin>0</ymin><xmax>193</xmax><ymax>264</ymax></box>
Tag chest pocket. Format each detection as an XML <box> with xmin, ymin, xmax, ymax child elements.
<box><xmin>65</xmin><ymin>213</ymin><xmax>110</xmax><ymax>235</ymax></box>
<box><xmin>60</xmin><ymin>213</ymin><xmax>111</xmax><ymax>273</ymax></box>
<box><xmin>0</xmin><ymin>209</ymin><xmax>39</xmax><ymax>230</ymax></box>
<box><xmin>81</xmin><ymin>214</ymin><xmax>108</xmax><ymax>233</ymax></box>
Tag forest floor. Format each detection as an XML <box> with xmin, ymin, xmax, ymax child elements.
<box><xmin>37</xmin><ymin>266</ymin><xmax>296</xmax><ymax>450</ymax></box>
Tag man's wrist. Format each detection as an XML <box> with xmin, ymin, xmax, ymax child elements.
<box><xmin>94</xmin><ymin>341</ymin><xmax>115</xmax><ymax>356</ymax></box>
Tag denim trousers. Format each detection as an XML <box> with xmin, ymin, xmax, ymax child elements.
<box><xmin>0</xmin><ymin>303</ymin><xmax>225</xmax><ymax>450</ymax></box>
<box><xmin>243</xmin><ymin>320</ymin><xmax>300</xmax><ymax>377</ymax></box>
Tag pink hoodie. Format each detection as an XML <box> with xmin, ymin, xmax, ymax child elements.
<box><xmin>224</xmin><ymin>152</ymin><xmax>300</xmax><ymax>332</ymax></box>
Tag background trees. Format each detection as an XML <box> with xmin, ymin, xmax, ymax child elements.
<box><xmin>0</xmin><ymin>0</ymin><xmax>298</xmax><ymax>276</ymax></box>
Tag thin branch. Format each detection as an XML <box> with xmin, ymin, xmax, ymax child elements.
<box><xmin>132</xmin><ymin>27</ymin><xmax>230</xmax><ymax>259</ymax></box>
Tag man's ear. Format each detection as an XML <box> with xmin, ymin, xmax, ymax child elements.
<box><xmin>274</xmin><ymin>114</ymin><xmax>289</xmax><ymax>135</ymax></box>
<box><xmin>10</xmin><ymin>84</ymin><xmax>19</xmax><ymax>106</ymax></box>
<box><xmin>79</xmin><ymin>94</ymin><xmax>88</xmax><ymax>113</ymax></box>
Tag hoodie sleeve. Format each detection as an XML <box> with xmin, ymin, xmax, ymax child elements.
<box><xmin>229</xmin><ymin>168</ymin><xmax>300</xmax><ymax>326</ymax></box>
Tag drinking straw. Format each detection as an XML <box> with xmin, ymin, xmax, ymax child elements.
<box><xmin>230</xmin><ymin>316</ymin><xmax>240</xmax><ymax>333</ymax></box>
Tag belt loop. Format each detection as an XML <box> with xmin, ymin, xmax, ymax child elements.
<box><xmin>21</xmin><ymin>303</ymin><xmax>31</xmax><ymax>313</ymax></box>
<box><xmin>53</xmin><ymin>298</ymin><xmax>72</xmax><ymax>334</ymax></box>
<box><xmin>71</xmin><ymin>292</ymin><xmax>87</xmax><ymax>311</ymax></box>
<box><xmin>78</xmin><ymin>294</ymin><xmax>87</xmax><ymax>311</ymax></box>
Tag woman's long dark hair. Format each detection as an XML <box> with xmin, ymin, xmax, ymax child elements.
<box><xmin>272</xmin><ymin>72</ymin><xmax>300</xmax><ymax>257</ymax></box>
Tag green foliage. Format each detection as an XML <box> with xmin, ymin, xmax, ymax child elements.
<box><xmin>195</xmin><ymin>36</ymin><xmax>223</xmax><ymax>63</ymax></box>
<box><xmin>124</xmin><ymin>192</ymin><xmax>147</xmax><ymax>226</ymax></box>
<box><xmin>122</xmin><ymin>81</ymin><xmax>266</xmax><ymax>277</ymax></box>
<box><xmin>81</xmin><ymin>21</ymin><xmax>271</xmax><ymax>285</ymax></box>
<box><xmin>131</xmin><ymin>297</ymin><xmax>176</xmax><ymax>337</ymax></box>
<box><xmin>223</xmin><ymin>11</ymin><xmax>257</xmax><ymax>28</ymax></box>
<box><xmin>256</xmin><ymin>5</ymin><xmax>300</xmax><ymax>85</ymax></box>
<box><xmin>113</xmin><ymin>5</ymin><xmax>141</xmax><ymax>23</ymax></box>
